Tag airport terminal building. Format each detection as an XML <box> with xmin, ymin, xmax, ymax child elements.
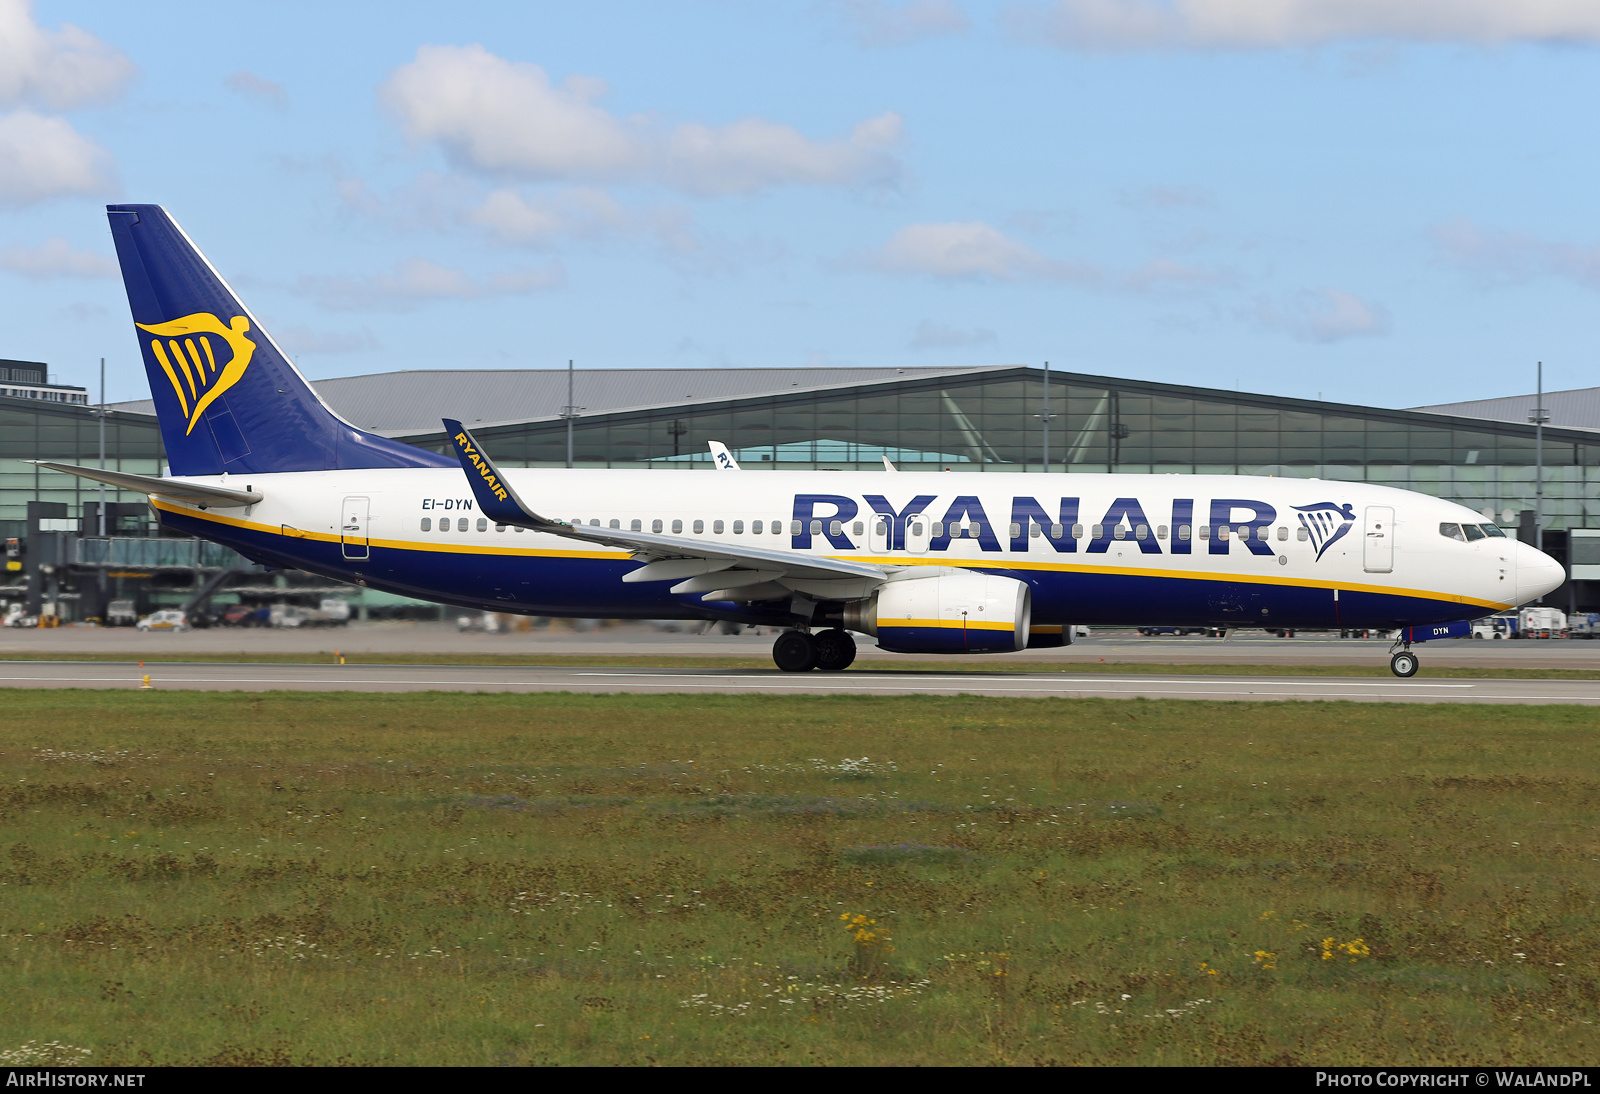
<box><xmin>4</xmin><ymin>362</ymin><xmax>1598</xmax><ymax>619</ymax></box>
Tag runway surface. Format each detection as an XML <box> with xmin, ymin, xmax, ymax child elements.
<box><xmin>6</xmin><ymin>658</ymin><xmax>1600</xmax><ymax>704</ymax></box>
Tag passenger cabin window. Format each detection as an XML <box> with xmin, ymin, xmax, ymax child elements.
<box><xmin>457</xmin><ymin>518</ymin><xmax>468</xmax><ymax>532</ymax></box>
<box><xmin>420</xmin><ymin>517</ymin><xmax>432</xmax><ymax>531</ymax></box>
<box><xmin>1276</xmin><ymin>526</ymin><xmax>1288</xmax><ymax>541</ymax></box>
<box><xmin>931</xmin><ymin>522</ymin><xmax>944</xmax><ymax>537</ymax></box>
<box><xmin>1439</xmin><ymin>523</ymin><xmax>1466</xmax><ymax>542</ymax></box>
<box><xmin>609</xmin><ymin>519</ymin><xmax>621</xmax><ymax>529</ymax></box>
<box><xmin>495</xmin><ymin>524</ymin><xmax>506</xmax><ymax>532</ymax></box>
<box><xmin>1297</xmin><ymin>526</ymin><xmax>1309</xmax><ymax>541</ymax></box>
<box><xmin>852</xmin><ymin>521</ymin><xmax>863</xmax><ymax>536</ymax></box>
<box><xmin>714</xmin><ymin>520</ymin><xmax>725</xmax><ymax>534</ymax></box>
<box><xmin>1177</xmin><ymin>525</ymin><xmax>1191</xmax><ymax>541</ymax></box>
<box><xmin>1157</xmin><ymin>525</ymin><xmax>1168</xmax><ymax>539</ymax></box>
<box><xmin>789</xmin><ymin>520</ymin><xmax>801</xmax><ymax>535</ymax></box>
<box><xmin>732</xmin><ymin>520</ymin><xmax>744</xmax><ymax>534</ymax></box>
<box><xmin>752</xmin><ymin>520</ymin><xmax>763</xmax><ymax>534</ymax></box>
<box><xmin>773</xmin><ymin>520</ymin><xmax>783</xmax><ymax>535</ymax></box>
<box><xmin>477</xmin><ymin>518</ymin><xmax>488</xmax><ymax>532</ymax></box>
<box><xmin>1071</xmin><ymin>524</ymin><xmax>1084</xmax><ymax>539</ymax></box>
<box><xmin>809</xmin><ymin>519</ymin><xmax>822</xmax><ymax>535</ymax></box>
<box><xmin>693</xmin><ymin>520</ymin><xmax>704</xmax><ymax>534</ymax></box>
<box><xmin>672</xmin><ymin>519</ymin><xmax>683</xmax><ymax>534</ymax></box>
<box><xmin>652</xmin><ymin>519</ymin><xmax>663</xmax><ymax>533</ymax></box>
<box><xmin>1049</xmin><ymin>523</ymin><xmax>1063</xmax><ymax>540</ymax></box>
<box><xmin>829</xmin><ymin>520</ymin><xmax>842</xmax><ymax>536</ymax></box>
<box><xmin>1091</xmin><ymin>524</ymin><xmax>1104</xmax><ymax>539</ymax></box>
<box><xmin>1198</xmin><ymin>526</ymin><xmax>1210</xmax><ymax>540</ymax></box>
<box><xmin>1135</xmin><ymin>524</ymin><xmax>1149</xmax><ymax>540</ymax></box>
<box><xmin>631</xmin><ymin>519</ymin><xmax>642</xmax><ymax>531</ymax></box>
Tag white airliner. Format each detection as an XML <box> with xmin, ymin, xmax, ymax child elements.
<box><xmin>33</xmin><ymin>206</ymin><xmax>1565</xmax><ymax>677</ymax></box>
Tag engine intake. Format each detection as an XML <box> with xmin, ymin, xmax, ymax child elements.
<box><xmin>845</xmin><ymin>571</ymin><xmax>1031</xmax><ymax>654</ymax></box>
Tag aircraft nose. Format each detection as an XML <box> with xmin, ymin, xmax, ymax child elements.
<box><xmin>1514</xmin><ymin>540</ymin><xmax>1565</xmax><ymax>605</ymax></box>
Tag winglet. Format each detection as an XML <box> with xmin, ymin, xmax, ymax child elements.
<box><xmin>442</xmin><ymin>418</ymin><xmax>557</xmax><ymax>529</ymax></box>
<box><xmin>708</xmin><ymin>441</ymin><xmax>740</xmax><ymax>470</ymax></box>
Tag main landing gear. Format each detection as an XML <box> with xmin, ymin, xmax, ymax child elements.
<box><xmin>772</xmin><ymin>628</ymin><xmax>857</xmax><ymax>673</ymax></box>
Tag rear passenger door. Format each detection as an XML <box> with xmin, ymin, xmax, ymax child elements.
<box><xmin>341</xmin><ymin>496</ymin><xmax>370</xmax><ymax>560</ymax></box>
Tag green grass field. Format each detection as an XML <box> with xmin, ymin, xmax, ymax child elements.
<box><xmin>1</xmin><ymin>689</ymin><xmax>1596</xmax><ymax>1066</ymax></box>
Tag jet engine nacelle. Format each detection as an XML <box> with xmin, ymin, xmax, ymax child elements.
<box><xmin>845</xmin><ymin>571</ymin><xmax>1031</xmax><ymax>654</ymax></box>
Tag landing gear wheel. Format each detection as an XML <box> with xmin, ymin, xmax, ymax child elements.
<box><xmin>1390</xmin><ymin>650</ymin><xmax>1419</xmax><ymax>678</ymax></box>
<box><xmin>773</xmin><ymin>629</ymin><xmax>818</xmax><ymax>672</ymax></box>
<box><xmin>814</xmin><ymin>629</ymin><xmax>857</xmax><ymax>672</ymax></box>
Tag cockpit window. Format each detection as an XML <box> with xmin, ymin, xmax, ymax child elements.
<box><xmin>1481</xmin><ymin>524</ymin><xmax>1507</xmax><ymax>538</ymax></box>
<box><xmin>1439</xmin><ymin>523</ymin><xmax>1465</xmax><ymax>542</ymax></box>
<box><xmin>1462</xmin><ymin>524</ymin><xmax>1486</xmax><ymax>542</ymax></box>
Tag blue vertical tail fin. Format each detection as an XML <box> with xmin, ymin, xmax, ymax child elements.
<box><xmin>106</xmin><ymin>204</ymin><xmax>451</xmax><ymax>475</ymax></box>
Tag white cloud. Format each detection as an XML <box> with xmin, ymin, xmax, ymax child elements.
<box><xmin>272</xmin><ymin>325</ymin><xmax>379</xmax><ymax>356</ymax></box>
<box><xmin>909</xmin><ymin>319</ymin><xmax>997</xmax><ymax>349</ymax></box>
<box><xmin>0</xmin><ymin>235</ymin><xmax>116</xmax><ymax>277</ymax></box>
<box><xmin>304</xmin><ymin>256</ymin><xmax>564</xmax><ymax>311</ymax></box>
<box><xmin>1253</xmin><ymin>287</ymin><xmax>1390</xmax><ymax>342</ymax></box>
<box><xmin>1118</xmin><ymin>184</ymin><xmax>1213</xmax><ymax>209</ymax></box>
<box><xmin>825</xmin><ymin>0</ymin><xmax>971</xmax><ymax>46</ymax></box>
<box><xmin>1432</xmin><ymin>219</ymin><xmax>1600</xmax><ymax>289</ymax></box>
<box><xmin>381</xmin><ymin>44</ymin><xmax>902</xmax><ymax>194</ymax></box>
<box><xmin>1015</xmin><ymin>0</ymin><xmax>1600</xmax><ymax>49</ymax></box>
<box><xmin>0</xmin><ymin>109</ymin><xmax>116</xmax><ymax>205</ymax></box>
<box><xmin>227</xmin><ymin>70</ymin><xmax>287</xmax><ymax>109</ymax></box>
<box><xmin>466</xmin><ymin>187</ymin><xmax>627</xmax><ymax>245</ymax></box>
<box><xmin>1122</xmin><ymin>256</ymin><xmax>1226</xmax><ymax>290</ymax></box>
<box><xmin>865</xmin><ymin>221</ymin><xmax>1096</xmax><ymax>280</ymax></box>
<box><xmin>0</xmin><ymin>0</ymin><xmax>135</xmax><ymax>109</ymax></box>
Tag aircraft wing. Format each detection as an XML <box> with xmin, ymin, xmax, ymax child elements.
<box><xmin>442</xmin><ymin>419</ymin><xmax>890</xmax><ymax>600</ymax></box>
<box><xmin>28</xmin><ymin>460</ymin><xmax>263</xmax><ymax>507</ymax></box>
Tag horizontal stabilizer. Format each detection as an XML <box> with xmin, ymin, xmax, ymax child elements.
<box><xmin>28</xmin><ymin>461</ymin><xmax>262</xmax><ymax>507</ymax></box>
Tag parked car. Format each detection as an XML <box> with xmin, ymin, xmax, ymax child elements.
<box><xmin>136</xmin><ymin>609</ymin><xmax>188</xmax><ymax>633</ymax></box>
<box><xmin>1471</xmin><ymin>616</ymin><xmax>1513</xmax><ymax>640</ymax></box>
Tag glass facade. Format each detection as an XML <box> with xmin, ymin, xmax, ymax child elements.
<box><xmin>0</xmin><ymin>401</ymin><xmax>164</xmax><ymax>538</ymax></box>
<box><xmin>400</xmin><ymin>368</ymin><xmax>1600</xmax><ymax>533</ymax></box>
<box><xmin>5</xmin><ymin>368</ymin><xmax>1599</xmax><ymax>537</ymax></box>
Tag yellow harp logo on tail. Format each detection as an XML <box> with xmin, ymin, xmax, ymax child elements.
<box><xmin>134</xmin><ymin>313</ymin><xmax>256</xmax><ymax>435</ymax></box>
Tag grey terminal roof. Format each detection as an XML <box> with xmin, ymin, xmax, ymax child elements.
<box><xmin>1412</xmin><ymin>387</ymin><xmax>1600</xmax><ymax>432</ymax></box>
<box><xmin>111</xmin><ymin>365</ymin><xmax>994</xmax><ymax>436</ymax></box>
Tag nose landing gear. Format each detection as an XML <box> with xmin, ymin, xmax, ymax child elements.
<box><xmin>772</xmin><ymin>628</ymin><xmax>857</xmax><ymax>672</ymax></box>
<box><xmin>1389</xmin><ymin>644</ymin><xmax>1419</xmax><ymax>678</ymax></box>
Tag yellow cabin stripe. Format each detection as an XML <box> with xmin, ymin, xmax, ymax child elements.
<box><xmin>151</xmin><ymin>500</ymin><xmax>1515</xmax><ymax>612</ymax></box>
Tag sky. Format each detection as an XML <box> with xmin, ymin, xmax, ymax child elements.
<box><xmin>0</xmin><ymin>0</ymin><xmax>1597</xmax><ymax>408</ymax></box>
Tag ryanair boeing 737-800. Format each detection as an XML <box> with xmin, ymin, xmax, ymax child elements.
<box><xmin>32</xmin><ymin>206</ymin><xmax>1565</xmax><ymax>676</ymax></box>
